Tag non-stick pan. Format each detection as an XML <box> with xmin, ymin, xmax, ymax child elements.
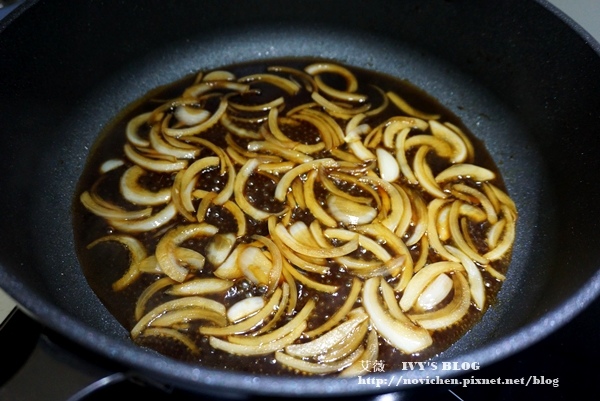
<box><xmin>1</xmin><ymin>0</ymin><xmax>600</xmax><ymax>398</ymax></box>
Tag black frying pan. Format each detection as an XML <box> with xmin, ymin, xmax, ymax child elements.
<box><xmin>1</xmin><ymin>0</ymin><xmax>600</xmax><ymax>398</ymax></box>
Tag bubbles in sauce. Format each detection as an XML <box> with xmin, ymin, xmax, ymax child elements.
<box><xmin>73</xmin><ymin>58</ymin><xmax>517</xmax><ymax>376</ymax></box>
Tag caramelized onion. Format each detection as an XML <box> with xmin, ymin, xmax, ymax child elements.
<box><xmin>79</xmin><ymin>61</ymin><xmax>518</xmax><ymax>377</ymax></box>
<box><xmin>362</xmin><ymin>277</ymin><xmax>432</xmax><ymax>353</ymax></box>
<box><xmin>155</xmin><ymin>223</ymin><xmax>218</xmax><ymax>282</ymax></box>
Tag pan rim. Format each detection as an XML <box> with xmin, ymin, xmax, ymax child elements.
<box><xmin>1</xmin><ymin>0</ymin><xmax>600</xmax><ymax>397</ymax></box>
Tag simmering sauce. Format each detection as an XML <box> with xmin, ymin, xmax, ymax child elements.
<box><xmin>73</xmin><ymin>58</ymin><xmax>517</xmax><ymax>376</ymax></box>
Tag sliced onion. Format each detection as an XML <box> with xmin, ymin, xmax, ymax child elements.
<box><xmin>227</xmin><ymin>296</ymin><xmax>266</xmax><ymax>323</ymax></box>
<box><xmin>362</xmin><ymin>277</ymin><xmax>432</xmax><ymax>354</ymax></box>
<box><xmin>86</xmin><ymin>234</ymin><xmax>147</xmax><ymax>291</ymax></box>
<box><xmin>108</xmin><ymin>202</ymin><xmax>177</xmax><ymax>233</ymax></box>
<box><xmin>376</xmin><ymin>147</ymin><xmax>400</xmax><ymax>182</ymax></box>
<box><xmin>404</xmin><ymin>134</ymin><xmax>453</xmax><ymax>159</ymax></box>
<box><xmin>206</xmin><ymin>233</ymin><xmax>237</xmax><ymax>267</ymax></box>
<box><xmin>326</xmin><ymin>194</ymin><xmax>377</xmax><ymax>226</ymax></box>
<box><xmin>229</xmin><ymin>297</ymin><xmax>314</xmax><ymax>346</ymax></box>
<box><xmin>409</xmin><ymin>272</ymin><xmax>471</xmax><ymax>330</ymax></box>
<box><xmin>291</xmin><ymin>108</ymin><xmax>345</xmax><ymax>149</ymax></box>
<box><xmin>449</xmin><ymin>200</ymin><xmax>489</xmax><ymax>265</ymax></box>
<box><xmin>426</xmin><ymin>199</ymin><xmax>460</xmax><ymax>262</ymax></box>
<box><xmin>132</xmin><ymin>296</ymin><xmax>226</xmax><ymax>338</ymax></box>
<box><xmin>305</xmin><ymin>62</ymin><xmax>359</xmax><ymax>92</ymax></box>
<box><xmin>282</xmin><ymin>259</ymin><xmax>338</xmax><ymax>293</ymax></box>
<box><xmin>429</xmin><ymin>119</ymin><xmax>468</xmax><ymax>163</ymax></box>
<box><xmin>275</xmin><ymin>345</ymin><xmax>364</xmax><ymax>375</ymax></box>
<box><xmin>394</xmin><ymin>127</ymin><xmax>418</xmax><ymax>184</ymax></box>
<box><xmin>387</xmin><ymin>91</ymin><xmax>441</xmax><ymax>120</ymax></box>
<box><xmin>120</xmin><ymin>165</ymin><xmax>172</xmax><ymax>206</ymax></box>
<box><xmin>399</xmin><ymin>261</ymin><xmax>464</xmax><ymax>311</ymax></box>
<box><xmin>339</xmin><ymin>328</ymin><xmax>379</xmax><ymax>377</ymax></box>
<box><xmin>238</xmin><ymin>244</ymin><xmax>273</xmax><ymax>287</ymax></box>
<box><xmin>134</xmin><ymin>277</ymin><xmax>175</xmax><ymax>320</ymax></box>
<box><xmin>300</xmin><ymin>170</ymin><xmax>336</xmax><ymax>227</ymax></box>
<box><xmin>209</xmin><ymin>320</ymin><xmax>306</xmax><ymax>356</ymax></box>
<box><xmin>274</xmin><ymin>158</ymin><xmax>337</xmax><ymax>201</ymax></box>
<box><xmin>273</xmin><ymin>222</ymin><xmax>358</xmax><ymax>259</ymax></box>
<box><xmin>383</xmin><ymin>118</ymin><xmax>429</xmax><ymax>148</ymax></box>
<box><xmin>150</xmin><ymin>307</ymin><xmax>228</xmax><ymax>328</ymax></box>
<box><xmin>221</xmin><ymin>113</ymin><xmax>262</xmax><ymax>139</ymax></box>
<box><xmin>162</xmin><ymin>97</ymin><xmax>228</xmax><ymax>137</ymax></box>
<box><xmin>435</xmin><ymin>163</ymin><xmax>496</xmax><ymax>183</ymax></box>
<box><xmin>413</xmin><ymin>146</ymin><xmax>447</xmax><ymax>199</ymax></box>
<box><xmin>126</xmin><ymin>112</ymin><xmax>152</xmax><ymax>147</ymax></box>
<box><xmin>416</xmin><ymin>273</ymin><xmax>453</xmax><ymax>311</ymax></box>
<box><xmin>235</xmin><ymin>158</ymin><xmax>285</xmax><ymax>221</ymax></box>
<box><xmin>167</xmin><ymin>278</ymin><xmax>234</xmax><ymax>296</ymax></box>
<box><xmin>311</xmin><ymin>92</ymin><xmax>370</xmax><ymax>117</ymax></box>
<box><xmin>238</xmin><ymin>73</ymin><xmax>301</xmax><ymax>95</ymax></box>
<box><xmin>484</xmin><ymin>204</ymin><xmax>516</xmax><ymax>261</ymax></box>
<box><xmin>149</xmin><ymin>124</ymin><xmax>200</xmax><ymax>159</ymax></box>
<box><xmin>182</xmin><ymin>80</ymin><xmax>249</xmax><ymax>99</ymax></box>
<box><xmin>124</xmin><ymin>143</ymin><xmax>188</xmax><ymax>173</ymax></box>
<box><xmin>314</xmin><ymin>74</ymin><xmax>368</xmax><ymax>103</ymax></box>
<box><xmin>200</xmin><ymin>287</ymin><xmax>282</xmax><ymax>336</ymax></box>
<box><xmin>445</xmin><ymin>245</ymin><xmax>485</xmax><ymax>310</ymax></box>
<box><xmin>99</xmin><ymin>158</ymin><xmax>125</xmax><ymax>173</ymax></box>
<box><xmin>284</xmin><ymin>311</ymin><xmax>368</xmax><ymax>358</ymax></box>
<box><xmin>80</xmin><ymin>191</ymin><xmax>152</xmax><ymax>220</ymax></box>
<box><xmin>213</xmin><ymin>244</ymin><xmax>245</xmax><ymax>279</ymax></box>
<box><xmin>174</xmin><ymin>105</ymin><xmax>210</xmax><ymax>126</ymax></box>
<box><xmin>155</xmin><ymin>223</ymin><xmax>218</xmax><ymax>282</ymax></box>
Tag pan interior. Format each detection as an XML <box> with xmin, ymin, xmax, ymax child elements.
<box><xmin>36</xmin><ymin>21</ymin><xmax>546</xmax><ymax>360</ymax></box>
<box><xmin>1</xmin><ymin>0</ymin><xmax>599</xmax><ymax>397</ymax></box>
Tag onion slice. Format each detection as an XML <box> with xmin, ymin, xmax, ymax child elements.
<box><xmin>362</xmin><ymin>277</ymin><xmax>432</xmax><ymax>353</ymax></box>
<box><xmin>155</xmin><ymin>223</ymin><xmax>218</xmax><ymax>282</ymax></box>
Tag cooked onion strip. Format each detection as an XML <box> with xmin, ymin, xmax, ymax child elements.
<box><xmin>120</xmin><ymin>166</ymin><xmax>172</xmax><ymax>206</ymax></box>
<box><xmin>445</xmin><ymin>245</ymin><xmax>485</xmax><ymax>310</ymax></box>
<box><xmin>167</xmin><ymin>278</ymin><xmax>234</xmax><ymax>296</ymax></box>
<box><xmin>209</xmin><ymin>321</ymin><xmax>306</xmax><ymax>356</ymax></box>
<box><xmin>200</xmin><ymin>287</ymin><xmax>283</xmax><ymax>336</ymax></box>
<box><xmin>339</xmin><ymin>328</ymin><xmax>379</xmax><ymax>377</ymax></box>
<box><xmin>124</xmin><ymin>143</ymin><xmax>188</xmax><ymax>172</ymax></box>
<box><xmin>409</xmin><ymin>272</ymin><xmax>471</xmax><ymax>330</ymax></box>
<box><xmin>126</xmin><ymin>112</ymin><xmax>152</xmax><ymax>147</ymax></box>
<box><xmin>86</xmin><ymin>235</ymin><xmax>147</xmax><ymax>291</ymax></box>
<box><xmin>235</xmin><ymin>158</ymin><xmax>285</xmax><ymax>221</ymax></box>
<box><xmin>435</xmin><ymin>163</ymin><xmax>496</xmax><ymax>183</ymax></box>
<box><xmin>228</xmin><ymin>297</ymin><xmax>314</xmax><ymax>346</ymax></box>
<box><xmin>387</xmin><ymin>91</ymin><xmax>441</xmax><ymax>120</ymax></box>
<box><xmin>362</xmin><ymin>277</ymin><xmax>432</xmax><ymax>353</ymax></box>
<box><xmin>399</xmin><ymin>261</ymin><xmax>464</xmax><ymax>311</ymax></box>
<box><xmin>484</xmin><ymin>205</ymin><xmax>517</xmax><ymax>261</ymax></box>
<box><xmin>132</xmin><ymin>296</ymin><xmax>226</xmax><ymax>338</ymax></box>
<box><xmin>273</xmin><ymin>223</ymin><xmax>358</xmax><ymax>259</ymax></box>
<box><xmin>155</xmin><ymin>223</ymin><xmax>218</xmax><ymax>282</ymax></box>
<box><xmin>284</xmin><ymin>308</ymin><xmax>368</xmax><ymax>358</ymax></box>
<box><xmin>283</xmin><ymin>260</ymin><xmax>338</xmax><ymax>294</ymax></box>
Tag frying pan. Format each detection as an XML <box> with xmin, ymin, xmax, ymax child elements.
<box><xmin>1</xmin><ymin>0</ymin><xmax>600</xmax><ymax>398</ymax></box>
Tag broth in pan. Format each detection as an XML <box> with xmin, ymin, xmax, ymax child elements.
<box><xmin>73</xmin><ymin>58</ymin><xmax>517</xmax><ymax>376</ymax></box>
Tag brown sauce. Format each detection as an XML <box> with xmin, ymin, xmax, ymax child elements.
<box><xmin>73</xmin><ymin>58</ymin><xmax>516</xmax><ymax>376</ymax></box>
